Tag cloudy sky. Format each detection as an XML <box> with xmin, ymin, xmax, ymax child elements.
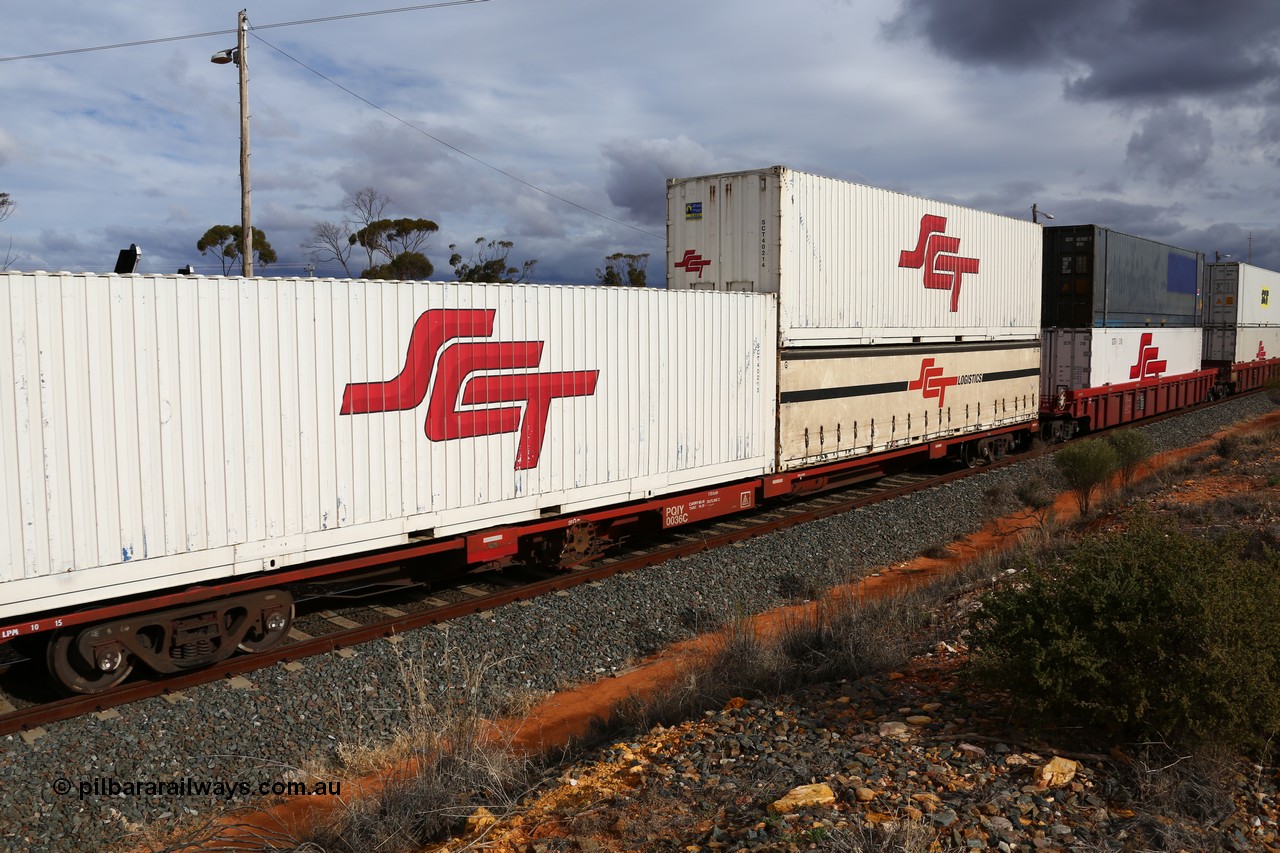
<box><xmin>4</xmin><ymin>0</ymin><xmax>1280</xmax><ymax>282</ymax></box>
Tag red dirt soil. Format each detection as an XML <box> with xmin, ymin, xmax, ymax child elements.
<box><xmin>174</xmin><ymin>409</ymin><xmax>1280</xmax><ymax>850</ymax></box>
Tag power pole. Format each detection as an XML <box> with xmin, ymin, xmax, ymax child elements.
<box><xmin>238</xmin><ymin>9</ymin><xmax>253</xmax><ymax>277</ymax></box>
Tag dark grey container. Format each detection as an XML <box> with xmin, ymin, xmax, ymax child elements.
<box><xmin>1042</xmin><ymin>225</ymin><xmax>1202</xmax><ymax>328</ymax></box>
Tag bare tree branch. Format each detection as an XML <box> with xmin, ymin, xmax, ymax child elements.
<box><xmin>346</xmin><ymin>187</ymin><xmax>391</xmax><ymax>273</ymax></box>
<box><xmin>303</xmin><ymin>221</ymin><xmax>353</xmax><ymax>276</ymax></box>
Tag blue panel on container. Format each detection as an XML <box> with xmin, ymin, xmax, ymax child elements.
<box><xmin>1167</xmin><ymin>253</ymin><xmax>1197</xmax><ymax>294</ymax></box>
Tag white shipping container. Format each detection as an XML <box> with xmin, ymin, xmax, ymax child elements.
<box><xmin>777</xmin><ymin>342</ymin><xmax>1040</xmax><ymax>470</ymax></box>
<box><xmin>1204</xmin><ymin>262</ymin><xmax>1280</xmax><ymax>327</ymax></box>
<box><xmin>1041</xmin><ymin>327</ymin><xmax>1204</xmax><ymax>394</ymax></box>
<box><xmin>667</xmin><ymin>166</ymin><xmax>1043</xmax><ymax>346</ymax></box>
<box><xmin>0</xmin><ymin>273</ymin><xmax>777</xmax><ymax>620</ymax></box>
<box><xmin>1203</xmin><ymin>327</ymin><xmax>1280</xmax><ymax>364</ymax></box>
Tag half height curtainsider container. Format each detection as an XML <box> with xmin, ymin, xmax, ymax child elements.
<box><xmin>666</xmin><ymin>166</ymin><xmax>1043</xmax><ymax>347</ymax></box>
<box><xmin>1041</xmin><ymin>327</ymin><xmax>1204</xmax><ymax>394</ymax></box>
<box><xmin>777</xmin><ymin>341</ymin><xmax>1041</xmax><ymax>470</ymax></box>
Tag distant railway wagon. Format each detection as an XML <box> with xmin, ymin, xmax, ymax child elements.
<box><xmin>1041</xmin><ymin>327</ymin><xmax>1205</xmax><ymax>393</ymax></box>
<box><xmin>1037</xmin><ymin>225</ymin><xmax>1224</xmax><ymax>437</ymax></box>
<box><xmin>6</xmin><ymin>164</ymin><xmax>1280</xmax><ymax>695</ymax></box>
<box><xmin>1202</xmin><ymin>262</ymin><xmax>1280</xmax><ymax>392</ymax></box>
<box><xmin>1038</xmin><ymin>326</ymin><xmax>1217</xmax><ymax>436</ymax></box>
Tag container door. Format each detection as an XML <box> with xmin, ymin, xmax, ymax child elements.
<box><xmin>1204</xmin><ymin>264</ymin><xmax>1240</xmax><ymax>325</ymax></box>
<box><xmin>667</xmin><ymin>171</ymin><xmax>779</xmax><ymax>294</ymax></box>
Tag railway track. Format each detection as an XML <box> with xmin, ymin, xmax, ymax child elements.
<box><xmin>0</xmin><ymin>392</ymin><xmax>1241</xmax><ymax>737</ymax></box>
<box><xmin>0</xmin><ymin>464</ymin><xmax>969</xmax><ymax>736</ymax></box>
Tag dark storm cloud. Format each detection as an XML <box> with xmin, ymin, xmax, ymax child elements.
<box><xmin>1171</xmin><ymin>223</ymin><xmax>1280</xmax><ymax>272</ymax></box>
<box><xmin>601</xmin><ymin>137</ymin><xmax>721</xmax><ymax>227</ymax></box>
<box><xmin>1031</xmin><ymin>197</ymin><xmax>1189</xmax><ymax>243</ymax></box>
<box><xmin>884</xmin><ymin>0</ymin><xmax>1280</xmax><ymax>103</ymax></box>
<box><xmin>1124</xmin><ymin>106</ymin><xmax>1213</xmax><ymax>187</ymax></box>
<box><xmin>1014</xmin><ymin>197</ymin><xmax>1280</xmax><ymax>271</ymax></box>
<box><xmin>949</xmin><ymin>180</ymin><xmax>1046</xmax><ymax>221</ymax></box>
<box><xmin>881</xmin><ymin>1</ymin><xmax>1109</xmax><ymax>70</ymax></box>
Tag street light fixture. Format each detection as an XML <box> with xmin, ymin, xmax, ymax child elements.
<box><xmin>1031</xmin><ymin>203</ymin><xmax>1055</xmax><ymax>224</ymax></box>
<box><xmin>210</xmin><ymin>10</ymin><xmax>252</xmax><ymax>277</ymax></box>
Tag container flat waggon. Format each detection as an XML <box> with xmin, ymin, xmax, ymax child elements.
<box><xmin>3</xmin><ymin>165</ymin><xmax>1278</xmax><ymax>693</ymax></box>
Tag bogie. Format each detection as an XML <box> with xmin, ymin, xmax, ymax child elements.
<box><xmin>43</xmin><ymin>590</ymin><xmax>293</xmax><ymax>695</ymax></box>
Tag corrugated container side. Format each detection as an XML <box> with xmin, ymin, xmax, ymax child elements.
<box><xmin>1203</xmin><ymin>327</ymin><xmax>1280</xmax><ymax>364</ymax></box>
<box><xmin>1204</xmin><ymin>262</ymin><xmax>1280</xmax><ymax>328</ymax></box>
<box><xmin>1041</xmin><ymin>327</ymin><xmax>1204</xmax><ymax>394</ymax></box>
<box><xmin>0</xmin><ymin>274</ymin><xmax>777</xmax><ymax>619</ymax></box>
<box><xmin>1043</xmin><ymin>225</ymin><xmax>1202</xmax><ymax>327</ymax></box>
<box><xmin>776</xmin><ymin>341</ymin><xmax>1040</xmax><ymax>469</ymax></box>
<box><xmin>667</xmin><ymin>166</ymin><xmax>1042</xmax><ymax>346</ymax></box>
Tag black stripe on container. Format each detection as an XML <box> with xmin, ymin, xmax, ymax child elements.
<box><xmin>780</xmin><ymin>367</ymin><xmax>1040</xmax><ymax>405</ymax></box>
<box><xmin>982</xmin><ymin>368</ymin><xmax>1041</xmax><ymax>381</ymax></box>
<box><xmin>781</xmin><ymin>381</ymin><xmax>909</xmax><ymax>404</ymax></box>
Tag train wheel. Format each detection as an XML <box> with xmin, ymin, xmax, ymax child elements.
<box><xmin>47</xmin><ymin>630</ymin><xmax>134</xmax><ymax>695</ymax></box>
<box><xmin>236</xmin><ymin>595</ymin><xmax>295</xmax><ymax>653</ymax></box>
<box><xmin>558</xmin><ymin>522</ymin><xmax>607</xmax><ymax>569</ymax></box>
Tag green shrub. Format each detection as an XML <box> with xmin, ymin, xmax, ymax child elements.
<box><xmin>1054</xmin><ymin>438</ymin><xmax>1119</xmax><ymax>514</ymax></box>
<box><xmin>1106</xmin><ymin>428</ymin><xmax>1153</xmax><ymax>491</ymax></box>
<box><xmin>967</xmin><ymin>516</ymin><xmax>1280</xmax><ymax>751</ymax></box>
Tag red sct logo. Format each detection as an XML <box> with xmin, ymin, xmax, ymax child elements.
<box><xmin>899</xmin><ymin>214</ymin><xmax>980</xmax><ymax>312</ymax></box>
<box><xmin>341</xmin><ymin>309</ymin><xmax>599</xmax><ymax>470</ymax></box>
<box><xmin>1128</xmin><ymin>332</ymin><xmax>1168</xmax><ymax>380</ymax></box>
<box><xmin>1258</xmin><ymin>341</ymin><xmax>1268</xmax><ymax>361</ymax></box>
<box><xmin>674</xmin><ymin>249</ymin><xmax>712</xmax><ymax>279</ymax></box>
<box><xmin>908</xmin><ymin>357</ymin><xmax>958</xmax><ymax>407</ymax></box>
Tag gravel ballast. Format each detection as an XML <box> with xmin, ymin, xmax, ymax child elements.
<box><xmin>1</xmin><ymin>394</ymin><xmax>1274</xmax><ymax>852</ymax></box>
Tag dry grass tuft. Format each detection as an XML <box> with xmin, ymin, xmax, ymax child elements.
<box><xmin>817</xmin><ymin>816</ymin><xmax>936</xmax><ymax>852</ymax></box>
<box><xmin>1109</xmin><ymin>741</ymin><xmax>1242</xmax><ymax>851</ymax></box>
<box><xmin>304</xmin><ymin>636</ymin><xmax>541</xmax><ymax>853</ymax></box>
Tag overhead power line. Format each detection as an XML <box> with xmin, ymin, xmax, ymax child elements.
<box><xmin>0</xmin><ymin>1</ymin><xmax>489</xmax><ymax>63</ymax></box>
<box><xmin>253</xmin><ymin>33</ymin><xmax>663</xmax><ymax>241</ymax></box>
<box><xmin>2</xmin><ymin>0</ymin><xmax>662</xmax><ymax>243</ymax></box>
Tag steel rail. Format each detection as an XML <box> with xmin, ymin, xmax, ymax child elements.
<box><xmin>0</xmin><ymin>465</ymin><xmax>979</xmax><ymax>735</ymax></box>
